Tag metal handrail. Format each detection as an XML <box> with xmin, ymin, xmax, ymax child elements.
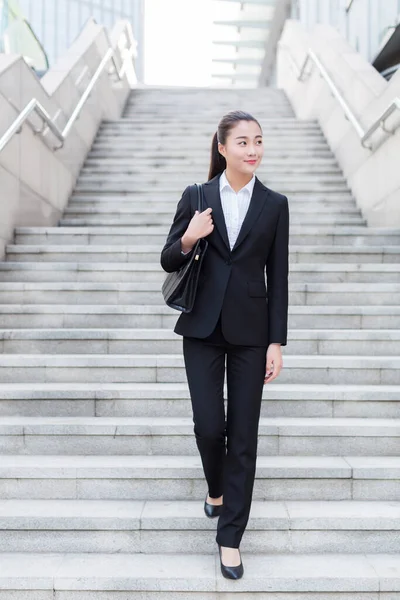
<box><xmin>0</xmin><ymin>22</ymin><xmax>136</xmax><ymax>153</ymax></box>
<box><xmin>281</xmin><ymin>44</ymin><xmax>400</xmax><ymax>150</ymax></box>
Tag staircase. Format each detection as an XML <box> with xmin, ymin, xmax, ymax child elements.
<box><xmin>1</xmin><ymin>86</ymin><xmax>400</xmax><ymax>596</ymax></box>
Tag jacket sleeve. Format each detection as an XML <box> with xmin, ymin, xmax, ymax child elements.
<box><xmin>160</xmin><ymin>185</ymin><xmax>195</xmax><ymax>273</ymax></box>
<box><xmin>266</xmin><ymin>195</ymin><xmax>289</xmax><ymax>346</ymax></box>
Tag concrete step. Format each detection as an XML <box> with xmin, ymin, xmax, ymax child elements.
<box><xmin>8</xmin><ymin>245</ymin><xmax>400</xmax><ymax>264</ymax></box>
<box><xmin>0</xmin><ymin>353</ymin><xmax>399</xmax><ymax>384</ymax></box>
<box><xmin>124</xmin><ymin>98</ymin><xmax>292</xmax><ymax>105</ymax></box>
<box><xmin>85</xmin><ymin>150</ymin><xmax>334</xmax><ymax>159</ymax></box>
<box><xmin>71</xmin><ymin>182</ymin><xmax>349</xmax><ymax>194</ymax></box>
<box><xmin>123</xmin><ymin>96</ymin><xmax>294</xmax><ymax>103</ymax></box>
<box><xmin>0</xmin><ymin>328</ymin><xmax>398</xmax><ymax>355</ymax></box>
<box><xmin>0</xmin><ymin>321</ymin><xmax>368</xmax><ymax>359</ymax></box>
<box><xmin>0</xmin><ymin>303</ymin><xmax>397</xmax><ymax>329</ymax></box>
<box><xmin>91</xmin><ymin>140</ymin><xmax>331</xmax><ymax>151</ymax></box>
<box><xmin>123</xmin><ymin>108</ymin><xmax>295</xmax><ymax>116</ymax></box>
<box><xmin>0</xmin><ymin>454</ymin><xmax>399</xmax><ymax>500</ymax></box>
<box><xmin>91</xmin><ymin>130</ymin><xmax>320</xmax><ymax>139</ymax></box>
<box><xmin>2</xmin><ymin>551</ymin><xmax>399</xmax><ymax>596</ymax></box>
<box><xmin>84</xmin><ymin>156</ymin><xmax>341</xmax><ymax>168</ymax></box>
<box><xmin>122</xmin><ymin>105</ymin><xmax>296</xmax><ymax>110</ymax></box>
<box><xmin>95</xmin><ymin>132</ymin><xmax>327</xmax><ymax>142</ymax></box>
<box><xmin>0</xmin><ymin>280</ymin><xmax>400</xmax><ymax>306</ymax></box>
<box><xmin>124</xmin><ymin>97</ymin><xmax>292</xmax><ymax>105</ymax></box>
<box><xmin>0</xmin><ymin>498</ymin><xmax>400</xmax><ymax>554</ymax></box>
<box><xmin>87</xmin><ymin>148</ymin><xmax>335</xmax><ymax>159</ymax></box>
<box><xmin>123</xmin><ymin>100</ymin><xmax>292</xmax><ymax>106</ymax></box>
<box><xmin>107</xmin><ymin>113</ymin><xmax>311</xmax><ymax>120</ymax></box>
<box><xmin>69</xmin><ymin>197</ymin><xmax>356</xmax><ymax>209</ymax></box>
<box><xmin>97</xmin><ymin>120</ymin><xmax>321</xmax><ymax>128</ymax></box>
<box><xmin>63</xmin><ymin>204</ymin><xmax>360</xmax><ymax>216</ymax></box>
<box><xmin>120</xmin><ymin>97</ymin><xmax>292</xmax><ymax>103</ymax></box>
<box><xmin>99</xmin><ymin>133</ymin><xmax>329</xmax><ymax>144</ymax></box>
<box><xmin>76</xmin><ymin>174</ymin><xmax>349</xmax><ymax>186</ymax></box>
<box><xmin>69</xmin><ymin>191</ymin><xmax>355</xmax><ymax>201</ymax></box>
<box><xmin>101</xmin><ymin>115</ymin><xmax>316</xmax><ymax>123</ymax></box>
<box><xmin>15</xmin><ymin>225</ymin><xmax>400</xmax><ymax>246</ymax></box>
<box><xmin>92</xmin><ymin>135</ymin><xmax>329</xmax><ymax>143</ymax></box>
<box><xmin>122</xmin><ymin>108</ymin><xmax>295</xmax><ymax>116</ymax></box>
<box><xmin>2</xmin><ymin>262</ymin><xmax>398</xmax><ymax>284</ymax></box>
<box><xmin>95</xmin><ymin>125</ymin><xmax>324</xmax><ymax>134</ymax></box>
<box><xmin>0</xmin><ymin>382</ymin><xmax>398</xmax><ymax>418</ymax></box>
<box><xmin>80</xmin><ymin>164</ymin><xmax>343</xmax><ymax>175</ymax></box>
<box><xmin>59</xmin><ymin>215</ymin><xmax>366</xmax><ymax>226</ymax></box>
<box><xmin>1</xmin><ymin>416</ymin><xmax>400</xmax><ymax>456</ymax></box>
<box><xmin>0</xmin><ymin>280</ymin><xmax>397</xmax><ymax>306</ymax></box>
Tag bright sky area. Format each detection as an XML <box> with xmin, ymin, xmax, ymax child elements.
<box><xmin>144</xmin><ymin>0</ymin><xmax>214</xmax><ymax>86</ymax></box>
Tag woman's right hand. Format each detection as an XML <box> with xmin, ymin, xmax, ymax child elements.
<box><xmin>181</xmin><ymin>208</ymin><xmax>214</xmax><ymax>249</ymax></box>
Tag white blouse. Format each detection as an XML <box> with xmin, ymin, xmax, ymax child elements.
<box><xmin>181</xmin><ymin>169</ymin><xmax>256</xmax><ymax>253</ymax></box>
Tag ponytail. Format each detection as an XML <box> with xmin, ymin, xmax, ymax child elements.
<box><xmin>208</xmin><ymin>131</ymin><xmax>226</xmax><ymax>181</ymax></box>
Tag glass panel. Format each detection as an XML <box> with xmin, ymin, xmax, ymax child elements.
<box><xmin>0</xmin><ymin>0</ymin><xmax>49</xmax><ymax>74</ymax></box>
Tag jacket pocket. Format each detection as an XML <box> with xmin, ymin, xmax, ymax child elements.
<box><xmin>247</xmin><ymin>280</ymin><xmax>267</xmax><ymax>297</ymax></box>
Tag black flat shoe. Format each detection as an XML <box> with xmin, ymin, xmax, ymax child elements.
<box><xmin>204</xmin><ymin>493</ymin><xmax>223</xmax><ymax>518</ymax></box>
<box><xmin>218</xmin><ymin>543</ymin><xmax>244</xmax><ymax>580</ymax></box>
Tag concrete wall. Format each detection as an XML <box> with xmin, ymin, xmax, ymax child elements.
<box><xmin>277</xmin><ymin>19</ymin><xmax>400</xmax><ymax>226</ymax></box>
<box><xmin>0</xmin><ymin>18</ymin><xmax>133</xmax><ymax>259</ymax></box>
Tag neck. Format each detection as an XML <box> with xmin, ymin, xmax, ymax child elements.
<box><xmin>224</xmin><ymin>168</ymin><xmax>254</xmax><ymax>193</ymax></box>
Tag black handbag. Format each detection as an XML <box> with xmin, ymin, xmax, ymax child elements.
<box><xmin>161</xmin><ymin>183</ymin><xmax>208</xmax><ymax>313</ymax></box>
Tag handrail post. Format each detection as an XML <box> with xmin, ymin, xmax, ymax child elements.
<box><xmin>0</xmin><ymin>21</ymin><xmax>137</xmax><ymax>155</ymax></box>
<box><xmin>279</xmin><ymin>41</ymin><xmax>400</xmax><ymax>150</ymax></box>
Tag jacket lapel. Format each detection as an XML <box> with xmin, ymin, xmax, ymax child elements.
<box><xmin>202</xmin><ymin>174</ymin><xmax>230</xmax><ymax>252</ymax></box>
<box><xmin>203</xmin><ymin>173</ymin><xmax>270</xmax><ymax>254</ymax></box>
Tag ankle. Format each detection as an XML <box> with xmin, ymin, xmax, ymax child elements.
<box><xmin>207</xmin><ymin>493</ymin><xmax>223</xmax><ymax>505</ymax></box>
<box><xmin>219</xmin><ymin>545</ymin><xmax>241</xmax><ymax>566</ymax></box>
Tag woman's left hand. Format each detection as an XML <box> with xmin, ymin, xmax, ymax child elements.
<box><xmin>264</xmin><ymin>343</ymin><xmax>283</xmax><ymax>384</ymax></box>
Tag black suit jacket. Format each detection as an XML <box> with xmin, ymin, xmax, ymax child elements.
<box><xmin>160</xmin><ymin>172</ymin><xmax>289</xmax><ymax>346</ymax></box>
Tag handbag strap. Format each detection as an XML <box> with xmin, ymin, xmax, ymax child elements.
<box><xmin>194</xmin><ymin>183</ymin><xmax>204</xmax><ymax>213</ymax></box>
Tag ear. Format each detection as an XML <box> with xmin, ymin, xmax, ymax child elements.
<box><xmin>218</xmin><ymin>142</ymin><xmax>225</xmax><ymax>158</ymax></box>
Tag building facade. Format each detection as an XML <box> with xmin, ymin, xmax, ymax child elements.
<box><xmin>292</xmin><ymin>0</ymin><xmax>400</xmax><ymax>64</ymax></box>
<box><xmin>212</xmin><ymin>0</ymin><xmax>400</xmax><ymax>86</ymax></box>
<box><xmin>4</xmin><ymin>0</ymin><xmax>145</xmax><ymax>80</ymax></box>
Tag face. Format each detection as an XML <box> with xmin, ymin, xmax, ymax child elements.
<box><xmin>218</xmin><ymin>120</ymin><xmax>263</xmax><ymax>175</ymax></box>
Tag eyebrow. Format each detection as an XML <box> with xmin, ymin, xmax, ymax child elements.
<box><xmin>234</xmin><ymin>135</ymin><xmax>263</xmax><ymax>140</ymax></box>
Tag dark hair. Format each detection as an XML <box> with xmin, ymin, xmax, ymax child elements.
<box><xmin>208</xmin><ymin>110</ymin><xmax>262</xmax><ymax>181</ymax></box>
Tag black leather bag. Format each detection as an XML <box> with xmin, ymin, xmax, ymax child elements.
<box><xmin>161</xmin><ymin>183</ymin><xmax>208</xmax><ymax>313</ymax></box>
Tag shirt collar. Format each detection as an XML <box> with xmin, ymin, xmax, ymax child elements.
<box><xmin>219</xmin><ymin>169</ymin><xmax>256</xmax><ymax>196</ymax></box>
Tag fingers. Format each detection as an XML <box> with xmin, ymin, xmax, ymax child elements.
<box><xmin>264</xmin><ymin>362</ymin><xmax>282</xmax><ymax>384</ymax></box>
<box><xmin>194</xmin><ymin>208</ymin><xmax>212</xmax><ymax>218</ymax></box>
<box><xmin>264</xmin><ymin>363</ymin><xmax>274</xmax><ymax>384</ymax></box>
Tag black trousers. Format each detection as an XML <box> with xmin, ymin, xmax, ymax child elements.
<box><xmin>182</xmin><ymin>311</ymin><xmax>267</xmax><ymax>548</ymax></box>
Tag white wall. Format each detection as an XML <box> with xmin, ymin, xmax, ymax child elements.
<box><xmin>277</xmin><ymin>19</ymin><xmax>400</xmax><ymax>226</ymax></box>
<box><xmin>0</xmin><ymin>18</ymin><xmax>133</xmax><ymax>260</ymax></box>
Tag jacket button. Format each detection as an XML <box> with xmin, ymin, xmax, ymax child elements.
<box><xmin>225</xmin><ymin>259</ymin><xmax>232</xmax><ymax>265</ymax></box>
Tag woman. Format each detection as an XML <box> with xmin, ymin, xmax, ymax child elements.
<box><xmin>160</xmin><ymin>110</ymin><xmax>289</xmax><ymax>580</ymax></box>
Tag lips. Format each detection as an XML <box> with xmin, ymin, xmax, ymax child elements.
<box><xmin>245</xmin><ymin>160</ymin><xmax>257</xmax><ymax>164</ymax></box>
